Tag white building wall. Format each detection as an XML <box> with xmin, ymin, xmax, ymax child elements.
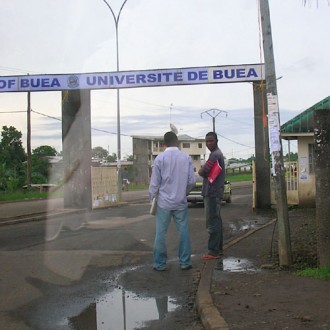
<box><xmin>297</xmin><ymin>136</ymin><xmax>315</xmax><ymax>206</ymax></box>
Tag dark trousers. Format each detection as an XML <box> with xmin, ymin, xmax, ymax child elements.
<box><xmin>204</xmin><ymin>196</ymin><xmax>223</xmax><ymax>255</ymax></box>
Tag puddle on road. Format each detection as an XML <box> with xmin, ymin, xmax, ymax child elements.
<box><xmin>228</xmin><ymin>222</ymin><xmax>256</xmax><ymax>233</ymax></box>
<box><xmin>68</xmin><ymin>288</ymin><xmax>178</xmax><ymax>329</ymax></box>
<box><xmin>215</xmin><ymin>257</ymin><xmax>259</xmax><ymax>272</ymax></box>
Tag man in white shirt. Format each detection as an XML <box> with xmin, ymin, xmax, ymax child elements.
<box><xmin>149</xmin><ymin>131</ymin><xmax>196</xmax><ymax>271</ymax></box>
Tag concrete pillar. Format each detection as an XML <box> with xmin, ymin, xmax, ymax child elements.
<box><xmin>314</xmin><ymin>109</ymin><xmax>330</xmax><ymax>267</ymax></box>
<box><xmin>62</xmin><ymin>90</ymin><xmax>92</xmax><ymax>209</ymax></box>
<box><xmin>253</xmin><ymin>81</ymin><xmax>271</xmax><ymax>209</ymax></box>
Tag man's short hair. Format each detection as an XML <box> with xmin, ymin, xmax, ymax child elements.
<box><xmin>164</xmin><ymin>131</ymin><xmax>178</xmax><ymax>146</ymax></box>
<box><xmin>206</xmin><ymin>131</ymin><xmax>218</xmax><ymax>141</ymax></box>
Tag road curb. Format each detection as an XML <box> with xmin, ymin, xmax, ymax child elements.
<box><xmin>196</xmin><ymin>261</ymin><xmax>230</xmax><ymax>330</ymax></box>
<box><xmin>196</xmin><ymin>218</ymin><xmax>277</xmax><ymax>330</ymax></box>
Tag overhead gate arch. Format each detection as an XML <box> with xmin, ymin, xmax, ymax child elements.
<box><xmin>0</xmin><ymin>63</ymin><xmax>271</xmax><ymax>209</ymax></box>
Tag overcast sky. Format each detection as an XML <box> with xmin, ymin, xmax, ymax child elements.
<box><xmin>0</xmin><ymin>0</ymin><xmax>329</xmax><ymax>159</ymax></box>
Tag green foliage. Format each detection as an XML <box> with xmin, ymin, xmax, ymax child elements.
<box><xmin>127</xmin><ymin>184</ymin><xmax>149</xmax><ymax>191</ymax></box>
<box><xmin>226</xmin><ymin>173</ymin><xmax>252</xmax><ymax>182</ymax></box>
<box><xmin>0</xmin><ymin>126</ymin><xmax>26</xmax><ymax>191</ymax></box>
<box><xmin>92</xmin><ymin>146</ymin><xmax>108</xmax><ymax>159</ymax></box>
<box><xmin>31</xmin><ymin>146</ymin><xmax>57</xmax><ymax>183</ymax></box>
<box><xmin>295</xmin><ymin>266</ymin><xmax>330</xmax><ymax>281</ymax></box>
<box><xmin>125</xmin><ymin>154</ymin><xmax>134</xmax><ymax>161</ymax></box>
<box><xmin>31</xmin><ymin>172</ymin><xmax>47</xmax><ymax>184</ymax></box>
<box><xmin>32</xmin><ymin>145</ymin><xmax>57</xmax><ymax>157</ymax></box>
<box><xmin>107</xmin><ymin>152</ymin><xmax>117</xmax><ymax>162</ymax></box>
<box><xmin>284</xmin><ymin>152</ymin><xmax>298</xmax><ymax>162</ymax></box>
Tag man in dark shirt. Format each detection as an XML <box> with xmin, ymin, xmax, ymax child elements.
<box><xmin>198</xmin><ymin>132</ymin><xmax>226</xmax><ymax>259</ymax></box>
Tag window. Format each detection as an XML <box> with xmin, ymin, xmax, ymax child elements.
<box><xmin>308</xmin><ymin>144</ymin><xmax>314</xmax><ymax>174</ymax></box>
<box><xmin>198</xmin><ymin>143</ymin><xmax>202</xmax><ymax>148</ymax></box>
<box><xmin>182</xmin><ymin>143</ymin><xmax>190</xmax><ymax>148</ymax></box>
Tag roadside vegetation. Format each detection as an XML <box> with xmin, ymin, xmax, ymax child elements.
<box><xmin>226</xmin><ymin>173</ymin><xmax>252</xmax><ymax>182</ymax></box>
<box><xmin>296</xmin><ymin>267</ymin><xmax>330</xmax><ymax>281</ymax></box>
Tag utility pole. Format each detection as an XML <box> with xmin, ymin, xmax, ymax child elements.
<box><xmin>259</xmin><ymin>0</ymin><xmax>292</xmax><ymax>266</ymax></box>
<box><xmin>27</xmin><ymin>91</ymin><xmax>32</xmax><ymax>186</ymax></box>
<box><xmin>201</xmin><ymin>109</ymin><xmax>227</xmax><ymax>133</ymax></box>
<box><xmin>102</xmin><ymin>0</ymin><xmax>129</xmax><ymax>202</ymax></box>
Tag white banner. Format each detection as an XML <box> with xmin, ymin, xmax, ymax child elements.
<box><xmin>0</xmin><ymin>63</ymin><xmax>264</xmax><ymax>93</ymax></box>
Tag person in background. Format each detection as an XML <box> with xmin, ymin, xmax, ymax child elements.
<box><xmin>122</xmin><ymin>167</ymin><xmax>129</xmax><ymax>191</ymax></box>
<box><xmin>198</xmin><ymin>131</ymin><xmax>226</xmax><ymax>260</ymax></box>
<box><xmin>149</xmin><ymin>131</ymin><xmax>196</xmax><ymax>271</ymax></box>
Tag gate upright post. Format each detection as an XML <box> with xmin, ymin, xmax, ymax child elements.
<box><xmin>62</xmin><ymin>90</ymin><xmax>92</xmax><ymax>209</ymax></box>
<box><xmin>253</xmin><ymin>81</ymin><xmax>271</xmax><ymax>209</ymax></box>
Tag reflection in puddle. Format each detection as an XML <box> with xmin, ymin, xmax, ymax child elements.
<box><xmin>228</xmin><ymin>222</ymin><xmax>256</xmax><ymax>233</ymax></box>
<box><xmin>215</xmin><ymin>257</ymin><xmax>258</xmax><ymax>272</ymax></box>
<box><xmin>69</xmin><ymin>288</ymin><xmax>178</xmax><ymax>329</ymax></box>
<box><xmin>97</xmin><ymin>288</ymin><xmax>178</xmax><ymax>329</ymax></box>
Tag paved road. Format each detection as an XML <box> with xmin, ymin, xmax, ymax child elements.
<box><xmin>0</xmin><ymin>182</ymin><xmax>256</xmax><ymax>329</ymax></box>
<box><xmin>0</xmin><ymin>190</ymin><xmax>151</xmax><ymax>226</ymax></box>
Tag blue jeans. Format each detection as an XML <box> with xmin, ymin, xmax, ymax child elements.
<box><xmin>153</xmin><ymin>206</ymin><xmax>191</xmax><ymax>269</ymax></box>
<box><xmin>204</xmin><ymin>196</ymin><xmax>223</xmax><ymax>255</ymax></box>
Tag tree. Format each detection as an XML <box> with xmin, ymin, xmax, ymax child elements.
<box><xmin>33</xmin><ymin>145</ymin><xmax>58</xmax><ymax>157</ymax></box>
<box><xmin>0</xmin><ymin>126</ymin><xmax>26</xmax><ymax>191</ymax></box>
<box><xmin>92</xmin><ymin>146</ymin><xmax>108</xmax><ymax>159</ymax></box>
<box><xmin>31</xmin><ymin>145</ymin><xmax>58</xmax><ymax>183</ymax></box>
<box><xmin>284</xmin><ymin>152</ymin><xmax>298</xmax><ymax>162</ymax></box>
<box><xmin>107</xmin><ymin>153</ymin><xmax>117</xmax><ymax>162</ymax></box>
<box><xmin>125</xmin><ymin>154</ymin><xmax>134</xmax><ymax>161</ymax></box>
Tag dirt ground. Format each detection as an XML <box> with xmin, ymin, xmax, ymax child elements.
<box><xmin>212</xmin><ymin>208</ymin><xmax>330</xmax><ymax>329</ymax></box>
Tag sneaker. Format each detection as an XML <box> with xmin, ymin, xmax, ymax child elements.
<box><xmin>181</xmin><ymin>265</ymin><xmax>192</xmax><ymax>270</ymax></box>
<box><xmin>153</xmin><ymin>266</ymin><xmax>167</xmax><ymax>271</ymax></box>
<box><xmin>201</xmin><ymin>254</ymin><xmax>220</xmax><ymax>260</ymax></box>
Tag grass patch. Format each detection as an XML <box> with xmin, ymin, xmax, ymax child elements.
<box><xmin>0</xmin><ymin>187</ymin><xmax>63</xmax><ymax>202</ymax></box>
<box><xmin>0</xmin><ymin>191</ymin><xmax>48</xmax><ymax>201</ymax></box>
<box><xmin>127</xmin><ymin>184</ymin><xmax>149</xmax><ymax>191</ymax></box>
<box><xmin>226</xmin><ymin>173</ymin><xmax>252</xmax><ymax>182</ymax></box>
<box><xmin>295</xmin><ymin>266</ymin><xmax>330</xmax><ymax>281</ymax></box>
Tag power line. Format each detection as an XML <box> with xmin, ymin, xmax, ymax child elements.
<box><xmin>31</xmin><ymin>109</ymin><xmax>61</xmax><ymax>122</ymax></box>
<box><xmin>31</xmin><ymin>109</ymin><xmax>131</xmax><ymax>137</ymax></box>
<box><xmin>216</xmin><ymin>132</ymin><xmax>253</xmax><ymax>148</ymax></box>
<box><xmin>0</xmin><ymin>110</ymin><xmax>26</xmax><ymax>114</ymax></box>
<box><xmin>0</xmin><ymin>65</ymin><xmax>41</xmax><ymax>75</ymax></box>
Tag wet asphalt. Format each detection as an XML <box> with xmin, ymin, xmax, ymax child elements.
<box><xmin>0</xmin><ymin>182</ymin><xmax>263</xmax><ymax>329</ymax></box>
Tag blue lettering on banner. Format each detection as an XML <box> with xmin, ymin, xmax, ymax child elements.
<box><xmin>0</xmin><ymin>64</ymin><xmax>264</xmax><ymax>92</ymax></box>
<box><xmin>174</xmin><ymin>72</ymin><xmax>183</xmax><ymax>82</ymax></box>
<box><xmin>20</xmin><ymin>78</ymin><xmax>61</xmax><ymax>89</ymax></box>
<box><xmin>147</xmin><ymin>73</ymin><xmax>157</xmax><ymax>83</ymax></box>
<box><xmin>126</xmin><ymin>75</ymin><xmax>135</xmax><ymax>84</ymax></box>
<box><xmin>188</xmin><ymin>70</ymin><xmax>208</xmax><ymax>81</ymax></box>
<box><xmin>0</xmin><ymin>79</ymin><xmax>16</xmax><ymax>89</ymax></box>
<box><xmin>236</xmin><ymin>69</ymin><xmax>245</xmax><ymax>78</ymax></box>
<box><xmin>247</xmin><ymin>68</ymin><xmax>258</xmax><ymax>78</ymax></box>
<box><xmin>213</xmin><ymin>67</ymin><xmax>258</xmax><ymax>80</ymax></box>
<box><xmin>136</xmin><ymin>74</ymin><xmax>146</xmax><ymax>84</ymax></box>
<box><xmin>86</xmin><ymin>75</ymin><xmax>110</xmax><ymax>86</ymax></box>
<box><xmin>188</xmin><ymin>72</ymin><xmax>198</xmax><ymax>81</ymax></box>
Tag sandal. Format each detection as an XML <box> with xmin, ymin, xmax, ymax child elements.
<box><xmin>201</xmin><ymin>254</ymin><xmax>220</xmax><ymax>260</ymax></box>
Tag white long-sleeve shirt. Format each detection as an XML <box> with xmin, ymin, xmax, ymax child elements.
<box><xmin>149</xmin><ymin>147</ymin><xmax>196</xmax><ymax>210</ymax></box>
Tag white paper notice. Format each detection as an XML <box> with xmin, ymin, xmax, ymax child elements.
<box><xmin>267</xmin><ymin>93</ymin><xmax>281</xmax><ymax>153</ymax></box>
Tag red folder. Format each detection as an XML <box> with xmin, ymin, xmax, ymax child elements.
<box><xmin>208</xmin><ymin>161</ymin><xmax>222</xmax><ymax>183</ymax></box>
